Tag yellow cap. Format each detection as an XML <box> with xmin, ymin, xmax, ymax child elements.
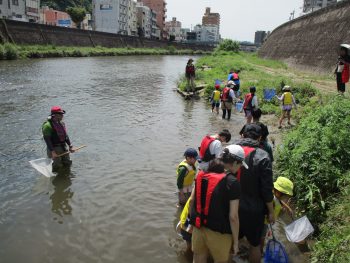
<box><xmin>274</xmin><ymin>177</ymin><xmax>294</xmax><ymax>196</ymax></box>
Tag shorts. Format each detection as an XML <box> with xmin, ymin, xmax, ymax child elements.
<box><xmin>239</xmin><ymin>208</ymin><xmax>265</xmax><ymax>247</ymax></box>
<box><xmin>282</xmin><ymin>105</ymin><xmax>292</xmax><ymax>111</ymax></box>
<box><xmin>192</xmin><ymin>227</ymin><xmax>232</xmax><ymax>262</ymax></box>
<box><xmin>244</xmin><ymin>109</ymin><xmax>252</xmax><ymax>117</ymax></box>
<box><xmin>212</xmin><ymin>100</ymin><xmax>220</xmax><ymax>108</ymax></box>
<box><xmin>221</xmin><ymin>101</ymin><xmax>233</xmax><ymax>110</ymax></box>
<box><xmin>337</xmin><ymin>73</ymin><xmax>346</xmax><ymax>92</ymax></box>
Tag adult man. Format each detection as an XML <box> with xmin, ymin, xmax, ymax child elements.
<box><xmin>42</xmin><ymin>106</ymin><xmax>74</xmax><ymax>170</ymax></box>
<box><xmin>198</xmin><ymin>129</ymin><xmax>231</xmax><ymax>171</ymax></box>
<box><xmin>221</xmin><ymin>81</ymin><xmax>236</xmax><ymax>120</ymax></box>
<box><xmin>236</xmin><ymin>124</ymin><xmax>274</xmax><ymax>263</ymax></box>
<box><xmin>190</xmin><ymin>145</ymin><xmax>245</xmax><ymax>263</ymax></box>
<box><xmin>242</xmin><ymin>86</ymin><xmax>258</xmax><ymax>124</ymax></box>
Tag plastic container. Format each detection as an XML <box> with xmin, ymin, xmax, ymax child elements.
<box><xmin>235</xmin><ymin>102</ymin><xmax>243</xmax><ymax>112</ymax></box>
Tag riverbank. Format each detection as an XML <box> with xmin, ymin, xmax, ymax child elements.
<box><xmin>178</xmin><ymin>52</ymin><xmax>350</xmax><ymax>262</ymax></box>
<box><xmin>0</xmin><ymin>43</ymin><xmax>211</xmax><ymax>60</ymax></box>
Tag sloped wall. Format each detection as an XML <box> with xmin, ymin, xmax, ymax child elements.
<box><xmin>0</xmin><ymin>19</ymin><xmax>213</xmax><ymax>51</ymax></box>
<box><xmin>258</xmin><ymin>0</ymin><xmax>350</xmax><ymax>72</ymax></box>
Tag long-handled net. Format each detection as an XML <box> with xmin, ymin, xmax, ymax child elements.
<box><xmin>264</xmin><ymin>224</ymin><xmax>289</xmax><ymax>263</ymax></box>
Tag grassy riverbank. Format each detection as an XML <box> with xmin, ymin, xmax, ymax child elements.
<box><xmin>179</xmin><ymin>51</ymin><xmax>320</xmax><ymax>115</ymax></box>
<box><xmin>0</xmin><ymin>43</ymin><xmax>211</xmax><ymax>60</ymax></box>
<box><xmin>180</xmin><ymin>52</ymin><xmax>350</xmax><ymax>261</ymax></box>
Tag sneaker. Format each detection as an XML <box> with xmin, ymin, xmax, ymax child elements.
<box><xmin>278</xmin><ymin>126</ymin><xmax>282</xmax><ymax>129</ymax></box>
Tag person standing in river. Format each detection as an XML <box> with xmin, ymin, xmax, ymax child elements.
<box><xmin>221</xmin><ymin>81</ymin><xmax>236</xmax><ymax>120</ymax></box>
<box><xmin>42</xmin><ymin>106</ymin><xmax>75</xmax><ymax>170</ymax></box>
<box><xmin>185</xmin><ymin>58</ymin><xmax>196</xmax><ymax>92</ymax></box>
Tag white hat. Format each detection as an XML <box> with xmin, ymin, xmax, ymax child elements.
<box><xmin>227</xmin><ymin>80</ymin><xmax>235</xmax><ymax>86</ymax></box>
<box><xmin>225</xmin><ymin>145</ymin><xmax>249</xmax><ymax>169</ymax></box>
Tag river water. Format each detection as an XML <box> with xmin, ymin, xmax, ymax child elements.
<box><xmin>0</xmin><ymin>56</ymin><xmax>307</xmax><ymax>263</ymax></box>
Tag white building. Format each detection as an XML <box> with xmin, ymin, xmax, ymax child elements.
<box><xmin>194</xmin><ymin>24</ymin><xmax>220</xmax><ymax>43</ymax></box>
<box><xmin>136</xmin><ymin>2</ymin><xmax>151</xmax><ymax>38</ymax></box>
<box><xmin>25</xmin><ymin>0</ymin><xmax>40</xmax><ymax>22</ymax></box>
<box><xmin>164</xmin><ymin>17</ymin><xmax>181</xmax><ymax>41</ymax></box>
<box><xmin>93</xmin><ymin>0</ymin><xmax>120</xmax><ymax>33</ymax></box>
<box><xmin>303</xmin><ymin>0</ymin><xmax>337</xmax><ymax>13</ymax></box>
<box><xmin>0</xmin><ymin>0</ymin><xmax>26</xmax><ymax>21</ymax></box>
<box><xmin>151</xmin><ymin>9</ymin><xmax>159</xmax><ymax>39</ymax></box>
<box><xmin>127</xmin><ymin>0</ymin><xmax>137</xmax><ymax>36</ymax></box>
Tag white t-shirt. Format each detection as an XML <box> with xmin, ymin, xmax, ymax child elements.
<box><xmin>198</xmin><ymin>139</ymin><xmax>222</xmax><ymax>171</ymax></box>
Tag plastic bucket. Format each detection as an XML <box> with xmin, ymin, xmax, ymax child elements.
<box><xmin>235</xmin><ymin>102</ymin><xmax>243</xmax><ymax>112</ymax></box>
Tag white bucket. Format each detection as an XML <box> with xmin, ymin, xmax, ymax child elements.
<box><xmin>284</xmin><ymin>215</ymin><xmax>314</xmax><ymax>243</ymax></box>
<box><xmin>29</xmin><ymin>158</ymin><xmax>55</xmax><ymax>177</ymax></box>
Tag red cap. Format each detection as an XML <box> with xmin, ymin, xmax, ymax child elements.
<box><xmin>215</xmin><ymin>84</ymin><xmax>220</xmax><ymax>89</ymax></box>
<box><xmin>51</xmin><ymin>106</ymin><xmax>66</xmax><ymax>114</ymax></box>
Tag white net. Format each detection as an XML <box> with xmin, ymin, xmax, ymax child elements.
<box><xmin>29</xmin><ymin>158</ymin><xmax>55</xmax><ymax>177</ymax></box>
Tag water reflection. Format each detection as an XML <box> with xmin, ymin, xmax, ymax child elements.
<box><xmin>50</xmin><ymin>169</ymin><xmax>74</xmax><ymax>221</ymax></box>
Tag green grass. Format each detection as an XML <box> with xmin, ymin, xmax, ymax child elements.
<box><xmin>0</xmin><ymin>43</ymin><xmax>211</xmax><ymax>60</ymax></box>
<box><xmin>179</xmin><ymin>52</ymin><xmax>318</xmax><ymax>114</ymax></box>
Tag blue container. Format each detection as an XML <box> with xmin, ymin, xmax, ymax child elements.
<box><xmin>235</xmin><ymin>102</ymin><xmax>243</xmax><ymax>112</ymax></box>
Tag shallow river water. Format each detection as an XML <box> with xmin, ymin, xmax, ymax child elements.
<box><xmin>0</xmin><ymin>56</ymin><xmax>307</xmax><ymax>263</ymax></box>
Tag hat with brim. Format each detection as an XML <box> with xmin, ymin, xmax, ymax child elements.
<box><xmin>227</xmin><ymin>80</ymin><xmax>235</xmax><ymax>86</ymax></box>
<box><xmin>225</xmin><ymin>145</ymin><xmax>249</xmax><ymax>169</ymax></box>
<box><xmin>274</xmin><ymin>177</ymin><xmax>294</xmax><ymax>196</ymax></box>
<box><xmin>51</xmin><ymin>106</ymin><xmax>66</xmax><ymax>115</ymax></box>
<box><xmin>340</xmin><ymin>44</ymin><xmax>350</xmax><ymax>50</ymax></box>
<box><xmin>282</xmin><ymin>85</ymin><xmax>291</xmax><ymax>91</ymax></box>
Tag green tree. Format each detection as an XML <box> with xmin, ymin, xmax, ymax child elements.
<box><xmin>216</xmin><ymin>39</ymin><xmax>240</xmax><ymax>52</ymax></box>
<box><xmin>66</xmin><ymin>7</ymin><xmax>86</xmax><ymax>28</ymax></box>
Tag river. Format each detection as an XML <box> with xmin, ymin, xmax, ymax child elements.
<box><xmin>0</xmin><ymin>56</ymin><xmax>307</xmax><ymax>263</ymax></box>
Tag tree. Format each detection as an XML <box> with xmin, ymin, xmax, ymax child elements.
<box><xmin>216</xmin><ymin>39</ymin><xmax>240</xmax><ymax>53</ymax></box>
<box><xmin>66</xmin><ymin>7</ymin><xmax>86</xmax><ymax>28</ymax></box>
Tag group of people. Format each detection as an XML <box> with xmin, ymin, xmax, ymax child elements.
<box><xmin>176</xmin><ymin>124</ymin><xmax>294</xmax><ymax>263</ymax></box>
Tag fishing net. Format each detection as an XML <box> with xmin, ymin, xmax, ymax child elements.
<box><xmin>264</xmin><ymin>238</ymin><xmax>289</xmax><ymax>263</ymax></box>
<box><xmin>263</xmin><ymin>88</ymin><xmax>276</xmax><ymax>101</ymax></box>
<box><xmin>29</xmin><ymin>158</ymin><xmax>55</xmax><ymax>177</ymax></box>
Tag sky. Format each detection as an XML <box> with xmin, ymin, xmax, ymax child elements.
<box><xmin>166</xmin><ymin>0</ymin><xmax>304</xmax><ymax>42</ymax></box>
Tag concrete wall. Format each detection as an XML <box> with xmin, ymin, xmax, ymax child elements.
<box><xmin>258</xmin><ymin>0</ymin><xmax>350</xmax><ymax>73</ymax></box>
<box><xmin>0</xmin><ymin>19</ymin><xmax>213</xmax><ymax>51</ymax></box>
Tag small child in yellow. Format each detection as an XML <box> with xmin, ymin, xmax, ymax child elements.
<box><xmin>261</xmin><ymin>176</ymin><xmax>294</xmax><ymax>252</ymax></box>
<box><xmin>210</xmin><ymin>84</ymin><xmax>221</xmax><ymax>114</ymax></box>
<box><xmin>176</xmin><ymin>148</ymin><xmax>198</xmax><ymax>206</ymax></box>
<box><xmin>176</xmin><ymin>198</ymin><xmax>193</xmax><ymax>251</ymax></box>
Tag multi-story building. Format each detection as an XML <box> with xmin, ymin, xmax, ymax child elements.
<box><xmin>0</xmin><ymin>0</ymin><xmax>26</xmax><ymax>21</ymax></box>
<box><xmin>25</xmin><ymin>0</ymin><xmax>40</xmax><ymax>22</ymax></box>
<box><xmin>93</xmin><ymin>0</ymin><xmax>120</xmax><ymax>33</ymax></box>
<box><xmin>202</xmin><ymin>7</ymin><xmax>220</xmax><ymax>27</ymax></box>
<box><xmin>136</xmin><ymin>2</ymin><xmax>151</xmax><ymax>38</ymax></box>
<box><xmin>165</xmin><ymin>17</ymin><xmax>181</xmax><ymax>41</ymax></box>
<box><xmin>40</xmin><ymin>6</ymin><xmax>72</xmax><ymax>27</ymax></box>
<box><xmin>194</xmin><ymin>24</ymin><xmax>220</xmax><ymax>43</ymax></box>
<box><xmin>137</xmin><ymin>0</ymin><xmax>167</xmax><ymax>39</ymax></box>
<box><xmin>181</xmin><ymin>28</ymin><xmax>190</xmax><ymax>41</ymax></box>
<box><xmin>254</xmin><ymin>31</ymin><xmax>267</xmax><ymax>46</ymax></box>
<box><xmin>150</xmin><ymin>9</ymin><xmax>159</xmax><ymax>39</ymax></box>
<box><xmin>127</xmin><ymin>0</ymin><xmax>137</xmax><ymax>36</ymax></box>
<box><xmin>118</xmin><ymin>0</ymin><xmax>128</xmax><ymax>33</ymax></box>
<box><xmin>303</xmin><ymin>0</ymin><xmax>337</xmax><ymax>12</ymax></box>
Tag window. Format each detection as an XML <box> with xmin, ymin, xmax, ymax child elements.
<box><xmin>12</xmin><ymin>0</ymin><xmax>18</xmax><ymax>5</ymax></box>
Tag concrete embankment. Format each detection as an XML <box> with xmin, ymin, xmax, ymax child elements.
<box><xmin>258</xmin><ymin>0</ymin><xmax>350</xmax><ymax>73</ymax></box>
<box><xmin>0</xmin><ymin>19</ymin><xmax>213</xmax><ymax>51</ymax></box>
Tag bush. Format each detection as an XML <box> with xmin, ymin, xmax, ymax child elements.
<box><xmin>275</xmin><ymin>97</ymin><xmax>350</xmax><ymax>229</ymax></box>
<box><xmin>215</xmin><ymin>39</ymin><xmax>240</xmax><ymax>52</ymax></box>
<box><xmin>0</xmin><ymin>44</ymin><xmax>5</xmax><ymax>59</ymax></box>
<box><xmin>4</xmin><ymin>43</ymin><xmax>18</xmax><ymax>59</ymax></box>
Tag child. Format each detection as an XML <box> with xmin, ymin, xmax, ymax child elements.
<box><xmin>176</xmin><ymin>148</ymin><xmax>198</xmax><ymax>206</ymax></box>
<box><xmin>276</xmin><ymin>86</ymin><xmax>297</xmax><ymax>129</ymax></box>
<box><xmin>210</xmin><ymin>84</ymin><xmax>221</xmax><ymax>114</ymax></box>
<box><xmin>261</xmin><ymin>177</ymin><xmax>294</xmax><ymax>253</ymax></box>
<box><xmin>185</xmin><ymin>59</ymin><xmax>196</xmax><ymax>92</ymax></box>
<box><xmin>176</xmin><ymin>197</ymin><xmax>193</xmax><ymax>252</ymax></box>
<box><xmin>241</xmin><ymin>86</ymin><xmax>258</xmax><ymax>124</ymax></box>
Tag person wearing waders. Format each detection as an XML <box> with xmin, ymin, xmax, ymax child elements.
<box><xmin>241</xmin><ymin>86</ymin><xmax>258</xmax><ymax>124</ymax></box>
<box><xmin>335</xmin><ymin>45</ymin><xmax>350</xmax><ymax>95</ymax></box>
<box><xmin>185</xmin><ymin>58</ymin><xmax>196</xmax><ymax>93</ymax></box>
<box><xmin>276</xmin><ymin>86</ymin><xmax>297</xmax><ymax>129</ymax></box>
<box><xmin>221</xmin><ymin>81</ymin><xmax>236</xmax><ymax>120</ymax></box>
<box><xmin>42</xmin><ymin>106</ymin><xmax>75</xmax><ymax>171</ymax></box>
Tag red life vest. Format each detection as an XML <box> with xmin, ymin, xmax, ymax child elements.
<box><xmin>199</xmin><ymin>135</ymin><xmax>216</xmax><ymax>162</ymax></box>
<box><xmin>342</xmin><ymin>64</ymin><xmax>350</xmax><ymax>83</ymax></box>
<box><xmin>236</xmin><ymin>146</ymin><xmax>256</xmax><ymax>181</ymax></box>
<box><xmin>232</xmin><ymin>73</ymin><xmax>239</xmax><ymax>80</ymax></box>
<box><xmin>186</xmin><ymin>65</ymin><xmax>195</xmax><ymax>74</ymax></box>
<box><xmin>194</xmin><ymin>171</ymin><xmax>226</xmax><ymax>228</ymax></box>
<box><xmin>243</xmin><ymin>93</ymin><xmax>255</xmax><ymax>110</ymax></box>
<box><xmin>221</xmin><ymin>87</ymin><xmax>233</xmax><ymax>102</ymax></box>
